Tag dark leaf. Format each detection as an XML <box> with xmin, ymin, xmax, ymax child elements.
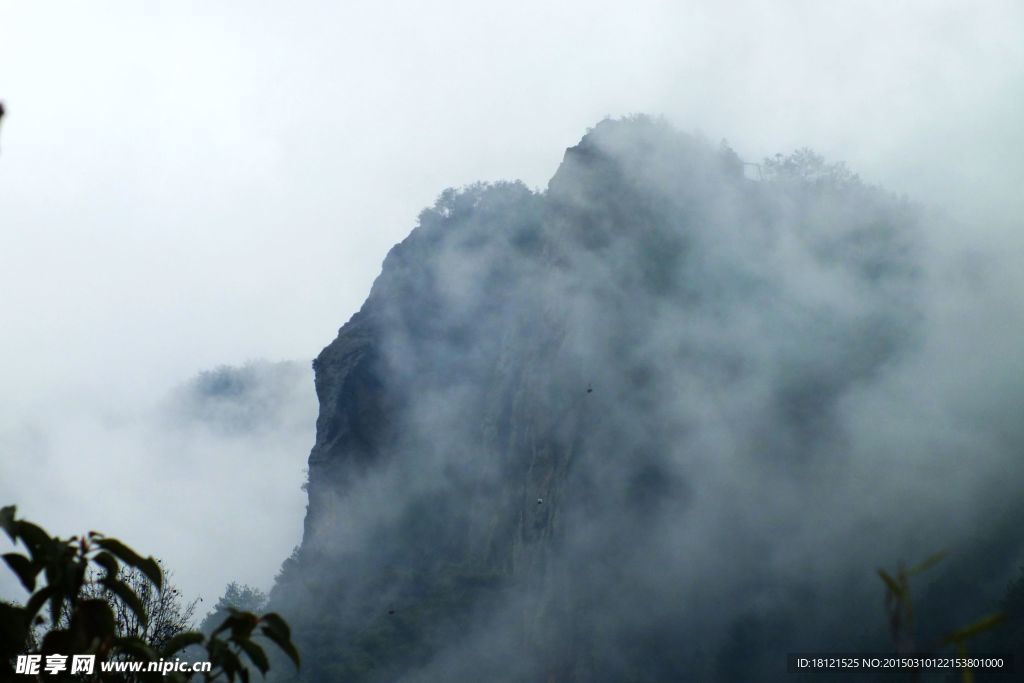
<box><xmin>2</xmin><ymin>552</ymin><xmax>39</xmax><ymax>592</ymax></box>
<box><xmin>47</xmin><ymin>578</ymin><xmax>63</xmax><ymax>627</ymax></box>
<box><xmin>237</xmin><ymin>638</ymin><xmax>269</xmax><ymax>674</ymax></box>
<box><xmin>0</xmin><ymin>602</ymin><xmax>29</xmax><ymax>654</ymax></box>
<box><xmin>211</xmin><ymin>614</ymin><xmax>234</xmax><ymax>636</ymax></box>
<box><xmin>137</xmin><ymin>557</ymin><xmax>163</xmax><ymax>592</ymax></box>
<box><xmin>162</xmin><ymin>631</ymin><xmax>204</xmax><ymax>657</ymax></box>
<box><xmin>214</xmin><ymin>644</ymin><xmax>244</xmax><ymax>679</ymax></box>
<box><xmin>40</xmin><ymin>628</ymin><xmax>73</xmax><ymax>655</ymax></box>
<box><xmin>114</xmin><ymin>636</ymin><xmax>159</xmax><ymax>662</ymax></box>
<box><xmin>75</xmin><ymin>598</ymin><xmax>117</xmax><ymax>641</ymax></box>
<box><xmin>96</xmin><ymin>538</ymin><xmax>162</xmax><ymax>591</ymax></box>
<box><xmin>92</xmin><ymin>551</ymin><xmax>119</xmax><ymax>579</ymax></box>
<box><xmin>15</xmin><ymin>521</ymin><xmax>54</xmax><ymax>562</ymax></box>
<box><xmin>25</xmin><ymin>584</ymin><xmax>57</xmax><ymax>620</ymax></box>
<box><xmin>66</xmin><ymin>559</ymin><xmax>87</xmax><ymax>603</ymax></box>
<box><xmin>0</xmin><ymin>506</ymin><xmax>15</xmax><ymax>542</ymax></box>
<box><xmin>259</xmin><ymin>612</ymin><xmax>291</xmax><ymax>640</ymax></box>
<box><xmin>223</xmin><ymin>609</ymin><xmax>257</xmax><ymax>640</ymax></box>
<box><xmin>102</xmin><ymin>577</ymin><xmax>149</xmax><ymax>626</ymax></box>
<box><xmin>259</xmin><ymin>625</ymin><xmax>300</xmax><ymax>668</ymax></box>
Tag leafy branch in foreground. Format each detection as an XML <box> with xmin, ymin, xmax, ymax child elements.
<box><xmin>1</xmin><ymin>505</ymin><xmax>299</xmax><ymax>681</ymax></box>
<box><xmin>878</xmin><ymin>551</ymin><xmax>1005</xmax><ymax>683</ymax></box>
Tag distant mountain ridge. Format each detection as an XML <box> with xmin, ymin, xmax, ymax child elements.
<box><xmin>167</xmin><ymin>360</ymin><xmax>313</xmax><ymax>436</ymax></box>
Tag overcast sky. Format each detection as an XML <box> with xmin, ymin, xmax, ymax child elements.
<box><xmin>1</xmin><ymin>0</ymin><xmax>1022</xmax><ymax>607</ymax></box>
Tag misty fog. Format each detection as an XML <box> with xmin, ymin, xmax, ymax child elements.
<box><xmin>272</xmin><ymin>118</ymin><xmax>1024</xmax><ymax>680</ymax></box>
<box><xmin>2</xmin><ymin>2</ymin><xmax>1022</xmax><ymax>681</ymax></box>
<box><xmin>0</xmin><ymin>361</ymin><xmax>314</xmax><ymax>604</ymax></box>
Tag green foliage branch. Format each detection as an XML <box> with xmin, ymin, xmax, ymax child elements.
<box><xmin>1</xmin><ymin>505</ymin><xmax>299</xmax><ymax>682</ymax></box>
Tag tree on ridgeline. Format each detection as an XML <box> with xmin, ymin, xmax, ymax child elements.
<box><xmin>200</xmin><ymin>583</ymin><xmax>267</xmax><ymax>635</ymax></box>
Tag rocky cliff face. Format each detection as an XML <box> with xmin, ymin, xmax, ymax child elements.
<box><xmin>272</xmin><ymin>117</ymin><xmax>938</xmax><ymax>681</ymax></box>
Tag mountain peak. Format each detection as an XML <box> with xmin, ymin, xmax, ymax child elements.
<box><xmin>276</xmin><ymin>119</ymin><xmax>927</xmax><ymax>682</ymax></box>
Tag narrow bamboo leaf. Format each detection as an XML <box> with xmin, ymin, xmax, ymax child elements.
<box><xmin>945</xmin><ymin>612</ymin><xmax>1006</xmax><ymax>643</ymax></box>
<box><xmin>877</xmin><ymin>569</ymin><xmax>903</xmax><ymax>598</ymax></box>
<box><xmin>957</xmin><ymin>643</ymin><xmax>973</xmax><ymax>683</ymax></box>
<box><xmin>908</xmin><ymin>550</ymin><xmax>949</xmax><ymax>577</ymax></box>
